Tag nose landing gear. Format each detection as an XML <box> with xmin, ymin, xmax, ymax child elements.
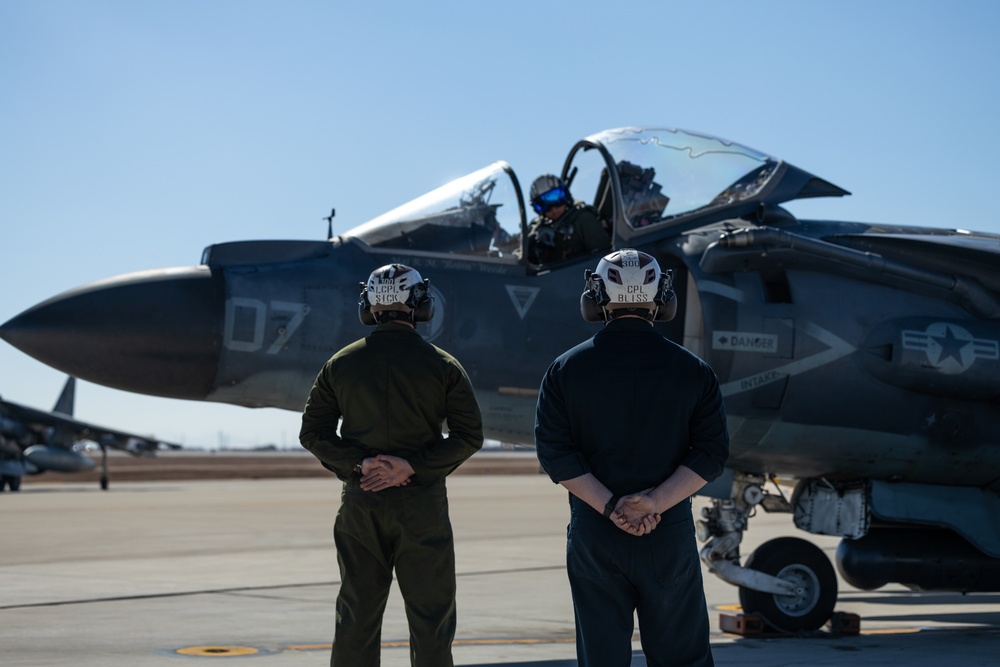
<box><xmin>699</xmin><ymin>472</ymin><xmax>838</xmax><ymax>632</ymax></box>
<box><xmin>738</xmin><ymin>536</ymin><xmax>838</xmax><ymax>632</ymax></box>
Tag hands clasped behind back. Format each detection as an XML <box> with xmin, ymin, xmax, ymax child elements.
<box><xmin>611</xmin><ymin>492</ymin><xmax>662</xmax><ymax>536</ymax></box>
<box><xmin>360</xmin><ymin>454</ymin><xmax>414</xmax><ymax>492</ymax></box>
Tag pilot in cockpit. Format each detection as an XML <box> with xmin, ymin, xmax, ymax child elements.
<box><xmin>526</xmin><ymin>174</ymin><xmax>610</xmax><ymax>265</ymax></box>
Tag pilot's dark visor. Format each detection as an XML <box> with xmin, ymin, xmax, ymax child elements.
<box><xmin>531</xmin><ymin>187</ymin><xmax>568</xmax><ymax>214</ymax></box>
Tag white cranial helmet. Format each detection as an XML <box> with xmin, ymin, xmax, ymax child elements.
<box><xmin>358</xmin><ymin>263</ymin><xmax>433</xmax><ymax>325</ymax></box>
<box><xmin>580</xmin><ymin>248</ymin><xmax>676</xmax><ymax>322</ymax></box>
<box><xmin>366</xmin><ymin>264</ymin><xmax>424</xmax><ymax>307</ymax></box>
<box><xmin>597</xmin><ymin>249</ymin><xmax>661</xmax><ymax>304</ymax></box>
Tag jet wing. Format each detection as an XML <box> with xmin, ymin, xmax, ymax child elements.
<box><xmin>699</xmin><ymin>223</ymin><xmax>1000</xmax><ymax>320</ymax></box>
<box><xmin>4</xmin><ymin>400</ymin><xmax>181</xmax><ymax>456</ymax></box>
<box><xmin>833</xmin><ymin>230</ymin><xmax>1000</xmax><ymax>291</ymax></box>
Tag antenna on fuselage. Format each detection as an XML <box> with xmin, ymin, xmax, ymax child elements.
<box><xmin>323</xmin><ymin>208</ymin><xmax>336</xmax><ymax>240</ymax></box>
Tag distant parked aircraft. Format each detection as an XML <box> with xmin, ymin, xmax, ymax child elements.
<box><xmin>0</xmin><ymin>376</ymin><xmax>179</xmax><ymax>490</ymax></box>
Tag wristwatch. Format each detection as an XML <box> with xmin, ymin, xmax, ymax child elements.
<box><xmin>353</xmin><ymin>461</ymin><xmax>364</xmax><ymax>476</ymax></box>
<box><xmin>603</xmin><ymin>494</ymin><xmax>622</xmax><ymax>519</ymax></box>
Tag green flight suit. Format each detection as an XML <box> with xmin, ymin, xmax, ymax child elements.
<box><xmin>526</xmin><ymin>202</ymin><xmax>610</xmax><ymax>265</ymax></box>
<box><xmin>300</xmin><ymin>322</ymin><xmax>484</xmax><ymax>667</ymax></box>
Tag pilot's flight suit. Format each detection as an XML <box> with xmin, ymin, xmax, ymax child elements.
<box><xmin>300</xmin><ymin>322</ymin><xmax>483</xmax><ymax>667</ymax></box>
<box><xmin>535</xmin><ymin>317</ymin><xmax>729</xmax><ymax>667</ymax></box>
<box><xmin>527</xmin><ymin>202</ymin><xmax>610</xmax><ymax>265</ymax></box>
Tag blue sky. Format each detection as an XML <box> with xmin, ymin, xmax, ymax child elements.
<box><xmin>2</xmin><ymin>0</ymin><xmax>998</xmax><ymax>449</ymax></box>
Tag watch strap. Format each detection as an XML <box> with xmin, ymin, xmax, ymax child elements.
<box><xmin>603</xmin><ymin>494</ymin><xmax>622</xmax><ymax>519</ymax></box>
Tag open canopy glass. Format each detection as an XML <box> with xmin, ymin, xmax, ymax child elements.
<box><xmin>340</xmin><ymin>127</ymin><xmax>846</xmax><ymax>264</ymax></box>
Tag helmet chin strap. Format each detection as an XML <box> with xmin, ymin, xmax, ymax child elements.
<box><xmin>604</xmin><ymin>306</ymin><xmax>656</xmax><ymax>323</ymax></box>
<box><xmin>374</xmin><ymin>309</ymin><xmax>415</xmax><ymax>325</ymax></box>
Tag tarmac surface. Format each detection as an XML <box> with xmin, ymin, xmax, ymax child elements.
<box><xmin>2</xmin><ymin>451</ymin><xmax>999</xmax><ymax>666</ymax></box>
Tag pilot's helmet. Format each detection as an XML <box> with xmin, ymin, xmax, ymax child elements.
<box><xmin>358</xmin><ymin>263</ymin><xmax>434</xmax><ymax>326</ymax></box>
<box><xmin>529</xmin><ymin>174</ymin><xmax>570</xmax><ymax>215</ymax></box>
<box><xmin>580</xmin><ymin>249</ymin><xmax>676</xmax><ymax>323</ymax></box>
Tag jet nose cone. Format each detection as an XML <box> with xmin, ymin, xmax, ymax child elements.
<box><xmin>0</xmin><ymin>267</ymin><xmax>224</xmax><ymax>400</ymax></box>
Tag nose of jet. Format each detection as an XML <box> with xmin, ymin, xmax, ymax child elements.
<box><xmin>0</xmin><ymin>267</ymin><xmax>224</xmax><ymax>400</ymax></box>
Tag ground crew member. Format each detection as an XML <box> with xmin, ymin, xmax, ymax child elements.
<box><xmin>300</xmin><ymin>263</ymin><xmax>484</xmax><ymax>667</ymax></box>
<box><xmin>534</xmin><ymin>248</ymin><xmax>730</xmax><ymax>667</ymax></box>
<box><xmin>526</xmin><ymin>174</ymin><xmax>610</xmax><ymax>265</ymax></box>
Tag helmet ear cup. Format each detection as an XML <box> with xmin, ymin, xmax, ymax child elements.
<box><xmin>580</xmin><ymin>270</ymin><xmax>610</xmax><ymax>322</ymax></box>
<box><xmin>583</xmin><ymin>256</ymin><xmax>678</xmax><ymax>323</ymax></box>
<box><xmin>653</xmin><ymin>291</ymin><xmax>677</xmax><ymax>321</ymax></box>
<box><xmin>408</xmin><ymin>279</ymin><xmax>435</xmax><ymax>323</ymax></box>
<box><xmin>652</xmin><ymin>270</ymin><xmax>677</xmax><ymax>322</ymax></box>
<box><xmin>412</xmin><ymin>300</ymin><xmax>434</xmax><ymax>323</ymax></box>
<box><xmin>358</xmin><ymin>282</ymin><xmax>378</xmax><ymax>325</ymax></box>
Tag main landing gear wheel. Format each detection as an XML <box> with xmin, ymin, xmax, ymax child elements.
<box><xmin>738</xmin><ymin>537</ymin><xmax>837</xmax><ymax>633</ymax></box>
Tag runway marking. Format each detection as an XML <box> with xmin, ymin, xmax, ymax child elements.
<box><xmin>0</xmin><ymin>581</ymin><xmax>339</xmax><ymax>610</ymax></box>
<box><xmin>172</xmin><ymin>629</ymin><xmax>951</xmax><ymax>658</ymax></box>
<box><xmin>173</xmin><ymin>637</ymin><xmax>580</xmax><ymax>657</ymax></box>
<box><xmin>0</xmin><ymin>566</ymin><xmax>566</xmax><ymax>611</ymax></box>
<box><xmin>175</xmin><ymin>646</ymin><xmax>260</xmax><ymax>656</ymax></box>
<box><xmin>288</xmin><ymin>638</ymin><xmax>578</xmax><ymax>650</ymax></box>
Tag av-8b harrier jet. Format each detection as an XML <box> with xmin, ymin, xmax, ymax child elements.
<box><xmin>3</xmin><ymin>127</ymin><xmax>999</xmax><ymax>632</ymax></box>
<box><xmin>0</xmin><ymin>376</ymin><xmax>179</xmax><ymax>491</ymax></box>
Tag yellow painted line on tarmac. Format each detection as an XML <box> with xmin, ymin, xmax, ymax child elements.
<box><xmin>178</xmin><ymin>630</ymin><xmax>929</xmax><ymax>657</ymax></box>
<box><xmin>287</xmin><ymin>637</ymin><xmax>577</xmax><ymax>651</ymax></box>
<box><xmin>455</xmin><ymin>638</ymin><xmax>577</xmax><ymax>646</ymax></box>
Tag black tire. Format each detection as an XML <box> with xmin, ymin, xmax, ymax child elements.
<box><xmin>100</xmin><ymin>476</ymin><xmax>109</xmax><ymax>491</ymax></box>
<box><xmin>8</xmin><ymin>475</ymin><xmax>21</xmax><ymax>492</ymax></box>
<box><xmin>738</xmin><ymin>537</ymin><xmax>838</xmax><ymax>633</ymax></box>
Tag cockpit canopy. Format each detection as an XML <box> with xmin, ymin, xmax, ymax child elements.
<box><xmin>340</xmin><ymin>127</ymin><xmax>847</xmax><ymax>264</ymax></box>
<box><xmin>343</xmin><ymin>162</ymin><xmax>525</xmax><ymax>259</ymax></box>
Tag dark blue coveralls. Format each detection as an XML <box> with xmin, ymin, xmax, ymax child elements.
<box><xmin>535</xmin><ymin>317</ymin><xmax>729</xmax><ymax>667</ymax></box>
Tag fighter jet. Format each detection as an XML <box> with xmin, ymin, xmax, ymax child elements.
<box><xmin>2</xmin><ymin>127</ymin><xmax>998</xmax><ymax>631</ymax></box>
<box><xmin>0</xmin><ymin>376</ymin><xmax>180</xmax><ymax>491</ymax></box>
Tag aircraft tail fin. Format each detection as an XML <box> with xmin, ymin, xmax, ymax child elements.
<box><xmin>52</xmin><ymin>376</ymin><xmax>76</xmax><ymax>416</ymax></box>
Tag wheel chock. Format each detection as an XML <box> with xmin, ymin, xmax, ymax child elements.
<box><xmin>826</xmin><ymin>611</ymin><xmax>861</xmax><ymax>636</ymax></box>
<box><xmin>719</xmin><ymin>612</ymin><xmax>765</xmax><ymax>636</ymax></box>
